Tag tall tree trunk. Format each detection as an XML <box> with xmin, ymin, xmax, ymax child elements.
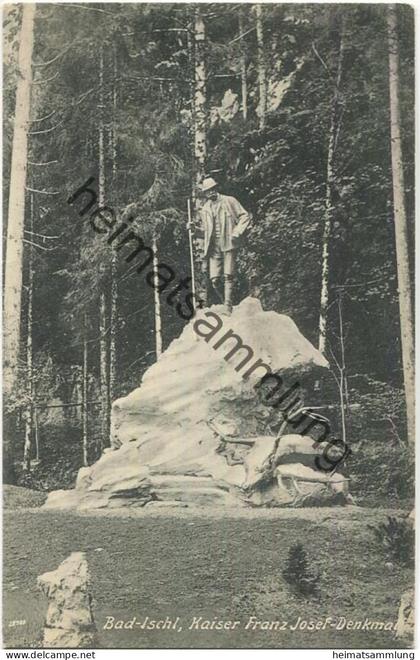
<box><xmin>152</xmin><ymin>233</ymin><xmax>163</xmax><ymax>359</ymax></box>
<box><xmin>98</xmin><ymin>45</ymin><xmax>109</xmax><ymax>449</ymax></box>
<box><xmin>239</xmin><ymin>9</ymin><xmax>248</xmax><ymax>120</ymax></box>
<box><xmin>318</xmin><ymin>24</ymin><xmax>345</xmax><ymax>354</ymax></box>
<box><xmin>82</xmin><ymin>316</ymin><xmax>88</xmax><ymax>467</ymax></box>
<box><xmin>109</xmin><ymin>43</ymin><xmax>118</xmax><ymax>410</ymax></box>
<box><xmin>387</xmin><ymin>4</ymin><xmax>415</xmax><ymax>445</ymax></box>
<box><xmin>34</xmin><ymin>408</ymin><xmax>40</xmax><ymax>462</ymax></box>
<box><xmin>255</xmin><ymin>4</ymin><xmax>266</xmax><ymax>129</ymax></box>
<box><xmin>337</xmin><ymin>294</ymin><xmax>348</xmax><ymax>446</ymax></box>
<box><xmin>98</xmin><ymin>292</ymin><xmax>108</xmax><ymax>449</ymax></box>
<box><xmin>109</xmin><ymin>261</ymin><xmax>117</xmax><ymax>399</ymax></box>
<box><xmin>193</xmin><ymin>7</ymin><xmax>208</xmax><ymax>305</ymax></box>
<box><xmin>193</xmin><ymin>6</ymin><xmax>206</xmax><ymax>186</ymax></box>
<box><xmin>4</xmin><ymin>3</ymin><xmax>36</xmax><ymax>396</ymax></box>
<box><xmin>23</xmin><ymin>193</ymin><xmax>34</xmax><ymax>471</ymax></box>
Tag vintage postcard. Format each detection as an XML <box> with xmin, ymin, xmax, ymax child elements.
<box><xmin>3</xmin><ymin>1</ymin><xmax>415</xmax><ymax>653</ymax></box>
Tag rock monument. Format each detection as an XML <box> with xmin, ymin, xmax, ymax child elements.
<box><xmin>38</xmin><ymin>552</ymin><xmax>97</xmax><ymax>647</ymax></box>
<box><xmin>395</xmin><ymin>588</ymin><xmax>414</xmax><ymax>642</ymax></box>
<box><xmin>45</xmin><ymin>298</ymin><xmax>350</xmax><ymax>510</ymax></box>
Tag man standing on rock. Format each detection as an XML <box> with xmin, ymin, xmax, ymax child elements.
<box><xmin>193</xmin><ymin>177</ymin><xmax>251</xmax><ymax>313</ymax></box>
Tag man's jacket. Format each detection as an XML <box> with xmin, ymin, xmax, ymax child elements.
<box><xmin>200</xmin><ymin>194</ymin><xmax>251</xmax><ymax>256</ymax></box>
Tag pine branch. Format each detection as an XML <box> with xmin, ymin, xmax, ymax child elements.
<box><xmin>28</xmin><ymin>159</ymin><xmax>59</xmax><ymax>166</ymax></box>
<box><xmin>32</xmin><ymin>44</ymin><xmax>72</xmax><ymax>67</ymax></box>
<box><xmin>25</xmin><ymin>186</ymin><xmax>60</xmax><ymax>195</ymax></box>
<box><xmin>23</xmin><ymin>238</ymin><xmax>55</xmax><ymax>251</ymax></box>
<box><xmin>228</xmin><ymin>26</ymin><xmax>256</xmax><ymax>45</ymax></box>
<box><xmin>30</xmin><ymin>109</ymin><xmax>56</xmax><ymax>122</ymax></box>
<box><xmin>32</xmin><ymin>69</ymin><xmax>60</xmax><ymax>85</ymax></box>
<box><xmin>64</xmin><ymin>4</ymin><xmax>117</xmax><ymax>17</ymax></box>
<box><xmin>29</xmin><ymin>119</ymin><xmax>64</xmax><ymax>135</ymax></box>
<box><xmin>24</xmin><ymin>230</ymin><xmax>59</xmax><ymax>239</ymax></box>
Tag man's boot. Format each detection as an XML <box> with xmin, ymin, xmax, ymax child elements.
<box><xmin>224</xmin><ymin>275</ymin><xmax>233</xmax><ymax>315</ymax></box>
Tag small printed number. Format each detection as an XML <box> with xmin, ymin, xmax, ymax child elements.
<box><xmin>9</xmin><ymin>620</ymin><xmax>26</xmax><ymax>627</ymax></box>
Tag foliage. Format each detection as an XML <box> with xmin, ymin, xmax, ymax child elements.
<box><xmin>345</xmin><ymin>378</ymin><xmax>413</xmax><ymax>505</ymax></box>
<box><xmin>368</xmin><ymin>516</ymin><xmax>414</xmax><ymax>567</ymax></box>
<box><xmin>347</xmin><ymin>378</ymin><xmax>406</xmax><ymax>442</ymax></box>
<box><xmin>349</xmin><ymin>441</ymin><xmax>414</xmax><ymax>505</ymax></box>
<box><xmin>2</xmin><ymin>3</ymin><xmax>414</xmax><ymax>495</ymax></box>
<box><xmin>282</xmin><ymin>543</ymin><xmax>319</xmax><ymax>597</ymax></box>
<box><xmin>15</xmin><ymin>425</ymin><xmax>83</xmax><ymax>491</ymax></box>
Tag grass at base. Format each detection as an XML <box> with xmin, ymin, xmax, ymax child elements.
<box><xmin>3</xmin><ymin>508</ymin><xmax>413</xmax><ymax>649</ymax></box>
<box><xmin>3</xmin><ymin>485</ymin><xmax>47</xmax><ymax>509</ymax></box>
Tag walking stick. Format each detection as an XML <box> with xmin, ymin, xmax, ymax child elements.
<box><xmin>187</xmin><ymin>198</ymin><xmax>196</xmax><ymax>309</ymax></box>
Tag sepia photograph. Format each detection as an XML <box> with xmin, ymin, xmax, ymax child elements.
<box><xmin>2</xmin><ymin>1</ymin><xmax>415</xmax><ymax>652</ymax></box>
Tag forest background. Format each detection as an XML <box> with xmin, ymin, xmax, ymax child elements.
<box><xmin>3</xmin><ymin>2</ymin><xmax>415</xmax><ymax>506</ymax></box>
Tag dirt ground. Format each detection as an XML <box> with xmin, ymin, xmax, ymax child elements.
<box><xmin>3</xmin><ymin>500</ymin><xmax>413</xmax><ymax>649</ymax></box>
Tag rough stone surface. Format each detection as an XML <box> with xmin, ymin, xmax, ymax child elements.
<box><xmin>42</xmin><ymin>629</ymin><xmax>97</xmax><ymax>648</ymax></box>
<box><xmin>37</xmin><ymin>552</ymin><xmax>97</xmax><ymax>648</ymax></box>
<box><xmin>45</xmin><ymin>298</ymin><xmax>345</xmax><ymax>509</ymax></box>
<box><xmin>395</xmin><ymin>588</ymin><xmax>414</xmax><ymax>641</ymax></box>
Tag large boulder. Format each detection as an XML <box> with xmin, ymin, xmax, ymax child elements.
<box><xmin>38</xmin><ymin>552</ymin><xmax>97</xmax><ymax>648</ymax></box>
<box><xmin>45</xmin><ymin>298</ymin><xmax>341</xmax><ymax>510</ymax></box>
<box><xmin>395</xmin><ymin>588</ymin><xmax>414</xmax><ymax>642</ymax></box>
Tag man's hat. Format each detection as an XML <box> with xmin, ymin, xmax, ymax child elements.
<box><xmin>201</xmin><ymin>177</ymin><xmax>218</xmax><ymax>192</ymax></box>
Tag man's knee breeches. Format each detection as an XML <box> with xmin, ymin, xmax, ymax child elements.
<box><xmin>209</xmin><ymin>249</ymin><xmax>235</xmax><ymax>280</ymax></box>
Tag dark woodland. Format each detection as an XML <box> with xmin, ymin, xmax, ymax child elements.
<box><xmin>3</xmin><ymin>3</ymin><xmax>414</xmax><ymax>505</ymax></box>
